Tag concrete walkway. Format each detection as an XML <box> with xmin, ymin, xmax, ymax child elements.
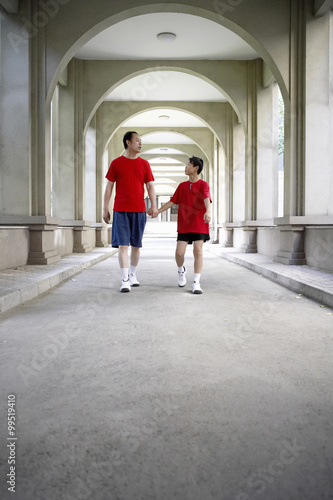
<box><xmin>0</xmin><ymin>236</ymin><xmax>332</xmax><ymax>500</ymax></box>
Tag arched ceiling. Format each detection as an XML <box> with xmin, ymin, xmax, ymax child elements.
<box><xmin>75</xmin><ymin>11</ymin><xmax>259</xmax><ymax>191</ymax></box>
<box><xmin>106</xmin><ymin>72</ymin><xmax>227</xmax><ymax>102</ymax></box>
<box><xmin>75</xmin><ymin>13</ymin><xmax>258</xmax><ymax>61</ymax></box>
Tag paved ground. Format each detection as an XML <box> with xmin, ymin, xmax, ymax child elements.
<box><xmin>0</xmin><ymin>237</ymin><xmax>332</xmax><ymax>500</ymax></box>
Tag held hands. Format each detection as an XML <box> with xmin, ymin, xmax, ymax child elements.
<box><xmin>204</xmin><ymin>211</ymin><xmax>211</xmax><ymax>224</ymax></box>
<box><xmin>148</xmin><ymin>207</ymin><xmax>159</xmax><ymax>218</ymax></box>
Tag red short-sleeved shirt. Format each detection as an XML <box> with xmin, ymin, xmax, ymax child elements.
<box><xmin>171</xmin><ymin>179</ymin><xmax>212</xmax><ymax>233</ymax></box>
<box><xmin>105</xmin><ymin>156</ymin><xmax>154</xmax><ymax>212</ymax></box>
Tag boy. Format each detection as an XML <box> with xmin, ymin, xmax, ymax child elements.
<box><xmin>151</xmin><ymin>156</ymin><xmax>212</xmax><ymax>294</ymax></box>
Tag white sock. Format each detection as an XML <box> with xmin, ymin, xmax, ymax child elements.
<box><xmin>129</xmin><ymin>265</ymin><xmax>137</xmax><ymax>276</ymax></box>
<box><xmin>193</xmin><ymin>273</ymin><xmax>201</xmax><ymax>283</ymax></box>
<box><xmin>178</xmin><ymin>265</ymin><xmax>185</xmax><ymax>272</ymax></box>
<box><xmin>121</xmin><ymin>268</ymin><xmax>129</xmax><ymax>281</ymax></box>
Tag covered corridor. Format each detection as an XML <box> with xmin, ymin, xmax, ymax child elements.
<box><xmin>1</xmin><ymin>0</ymin><xmax>333</xmax><ymax>498</ymax></box>
<box><xmin>0</xmin><ymin>234</ymin><xmax>333</xmax><ymax>499</ymax></box>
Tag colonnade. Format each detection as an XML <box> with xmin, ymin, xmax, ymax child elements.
<box><xmin>0</xmin><ymin>0</ymin><xmax>332</xmax><ymax>272</ymax></box>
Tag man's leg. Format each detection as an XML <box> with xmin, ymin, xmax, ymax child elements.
<box><xmin>118</xmin><ymin>246</ymin><xmax>131</xmax><ymax>292</ymax></box>
<box><xmin>118</xmin><ymin>245</ymin><xmax>129</xmax><ymax>269</ymax></box>
<box><xmin>175</xmin><ymin>240</ymin><xmax>188</xmax><ymax>287</ymax></box>
<box><xmin>192</xmin><ymin>240</ymin><xmax>204</xmax><ymax>294</ymax></box>
<box><xmin>130</xmin><ymin>246</ymin><xmax>140</xmax><ymax>267</ymax></box>
<box><xmin>129</xmin><ymin>246</ymin><xmax>141</xmax><ymax>287</ymax></box>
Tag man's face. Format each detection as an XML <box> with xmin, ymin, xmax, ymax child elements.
<box><xmin>127</xmin><ymin>133</ymin><xmax>142</xmax><ymax>153</ymax></box>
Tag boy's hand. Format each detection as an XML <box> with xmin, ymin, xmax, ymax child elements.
<box><xmin>204</xmin><ymin>212</ymin><xmax>211</xmax><ymax>223</ymax></box>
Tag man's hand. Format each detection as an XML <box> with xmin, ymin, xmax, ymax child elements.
<box><xmin>103</xmin><ymin>208</ymin><xmax>111</xmax><ymax>224</ymax></box>
<box><xmin>204</xmin><ymin>211</ymin><xmax>211</xmax><ymax>224</ymax></box>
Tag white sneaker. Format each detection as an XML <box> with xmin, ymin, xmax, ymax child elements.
<box><xmin>120</xmin><ymin>279</ymin><xmax>131</xmax><ymax>293</ymax></box>
<box><xmin>177</xmin><ymin>266</ymin><xmax>187</xmax><ymax>287</ymax></box>
<box><xmin>129</xmin><ymin>273</ymin><xmax>140</xmax><ymax>287</ymax></box>
<box><xmin>192</xmin><ymin>281</ymin><xmax>203</xmax><ymax>294</ymax></box>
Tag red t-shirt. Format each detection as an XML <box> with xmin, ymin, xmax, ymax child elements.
<box><xmin>171</xmin><ymin>179</ymin><xmax>212</xmax><ymax>234</ymax></box>
<box><xmin>105</xmin><ymin>156</ymin><xmax>154</xmax><ymax>212</ymax></box>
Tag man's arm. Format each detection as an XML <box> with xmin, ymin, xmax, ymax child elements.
<box><xmin>203</xmin><ymin>198</ymin><xmax>211</xmax><ymax>223</ymax></box>
<box><xmin>146</xmin><ymin>181</ymin><xmax>158</xmax><ymax>217</ymax></box>
<box><xmin>103</xmin><ymin>180</ymin><xmax>114</xmax><ymax>223</ymax></box>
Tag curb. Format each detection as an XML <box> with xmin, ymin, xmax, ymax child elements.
<box><xmin>0</xmin><ymin>249</ymin><xmax>118</xmax><ymax>315</ymax></box>
<box><xmin>208</xmin><ymin>247</ymin><xmax>333</xmax><ymax>309</ymax></box>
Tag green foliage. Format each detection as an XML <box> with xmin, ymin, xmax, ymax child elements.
<box><xmin>278</xmin><ymin>92</ymin><xmax>284</xmax><ymax>156</ymax></box>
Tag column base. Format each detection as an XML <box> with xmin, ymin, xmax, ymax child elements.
<box><xmin>28</xmin><ymin>220</ymin><xmax>61</xmax><ymax>265</ymax></box>
<box><xmin>73</xmin><ymin>223</ymin><xmax>93</xmax><ymax>253</ymax></box>
<box><xmin>28</xmin><ymin>251</ymin><xmax>61</xmax><ymax>265</ymax></box>
<box><xmin>240</xmin><ymin>225</ymin><xmax>257</xmax><ymax>253</ymax></box>
<box><xmin>274</xmin><ymin>251</ymin><xmax>306</xmax><ymax>265</ymax></box>
<box><xmin>273</xmin><ymin>221</ymin><xmax>306</xmax><ymax>266</ymax></box>
<box><xmin>92</xmin><ymin>223</ymin><xmax>109</xmax><ymax>247</ymax></box>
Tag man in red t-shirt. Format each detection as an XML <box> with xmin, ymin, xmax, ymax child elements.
<box><xmin>151</xmin><ymin>156</ymin><xmax>212</xmax><ymax>294</ymax></box>
<box><xmin>103</xmin><ymin>131</ymin><xmax>158</xmax><ymax>292</ymax></box>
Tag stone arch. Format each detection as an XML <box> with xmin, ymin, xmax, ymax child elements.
<box><xmin>84</xmin><ymin>65</ymin><xmax>244</xmax><ymax>136</ymax></box>
<box><xmin>46</xmin><ymin>2</ymin><xmax>289</xmax><ymax>107</ymax></box>
<box><xmin>100</xmin><ymin>103</ymin><xmax>225</xmax><ymax>160</ymax></box>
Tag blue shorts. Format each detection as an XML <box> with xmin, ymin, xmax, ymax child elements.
<box><xmin>112</xmin><ymin>211</ymin><xmax>147</xmax><ymax>248</ymax></box>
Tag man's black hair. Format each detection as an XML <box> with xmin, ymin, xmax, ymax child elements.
<box><xmin>189</xmin><ymin>156</ymin><xmax>204</xmax><ymax>175</ymax></box>
<box><xmin>123</xmin><ymin>131</ymin><xmax>138</xmax><ymax>149</ymax></box>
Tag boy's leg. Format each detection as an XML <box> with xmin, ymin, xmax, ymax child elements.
<box><xmin>193</xmin><ymin>240</ymin><xmax>204</xmax><ymax>274</ymax></box>
<box><xmin>175</xmin><ymin>240</ymin><xmax>188</xmax><ymax>267</ymax></box>
<box><xmin>175</xmin><ymin>240</ymin><xmax>188</xmax><ymax>287</ymax></box>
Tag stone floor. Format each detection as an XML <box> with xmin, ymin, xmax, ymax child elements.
<box><xmin>0</xmin><ymin>234</ymin><xmax>332</xmax><ymax>500</ymax></box>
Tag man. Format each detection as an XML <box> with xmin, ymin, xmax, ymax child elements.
<box><xmin>151</xmin><ymin>156</ymin><xmax>211</xmax><ymax>294</ymax></box>
<box><xmin>103</xmin><ymin>131</ymin><xmax>158</xmax><ymax>292</ymax></box>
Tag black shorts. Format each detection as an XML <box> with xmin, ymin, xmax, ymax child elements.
<box><xmin>177</xmin><ymin>233</ymin><xmax>210</xmax><ymax>245</ymax></box>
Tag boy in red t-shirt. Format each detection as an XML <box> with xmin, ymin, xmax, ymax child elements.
<box><xmin>103</xmin><ymin>132</ymin><xmax>158</xmax><ymax>292</ymax></box>
<box><xmin>151</xmin><ymin>156</ymin><xmax>212</xmax><ymax>294</ymax></box>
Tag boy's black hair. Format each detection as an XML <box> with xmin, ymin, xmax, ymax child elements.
<box><xmin>189</xmin><ymin>156</ymin><xmax>204</xmax><ymax>175</ymax></box>
<box><xmin>123</xmin><ymin>131</ymin><xmax>138</xmax><ymax>149</ymax></box>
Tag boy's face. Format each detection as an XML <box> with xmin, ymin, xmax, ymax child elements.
<box><xmin>185</xmin><ymin>161</ymin><xmax>198</xmax><ymax>176</ymax></box>
<box><xmin>127</xmin><ymin>133</ymin><xmax>142</xmax><ymax>154</ymax></box>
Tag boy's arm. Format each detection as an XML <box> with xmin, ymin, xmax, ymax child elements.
<box><xmin>203</xmin><ymin>198</ymin><xmax>211</xmax><ymax>223</ymax></box>
<box><xmin>158</xmin><ymin>200</ymin><xmax>174</xmax><ymax>214</ymax></box>
<box><xmin>146</xmin><ymin>181</ymin><xmax>158</xmax><ymax>217</ymax></box>
<box><xmin>103</xmin><ymin>180</ymin><xmax>114</xmax><ymax>223</ymax></box>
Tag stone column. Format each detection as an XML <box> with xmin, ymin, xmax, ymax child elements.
<box><xmin>73</xmin><ymin>58</ymin><xmax>85</xmax><ymax>221</ymax></box>
<box><xmin>224</xmin><ymin>104</ymin><xmax>234</xmax><ymax>224</ymax></box>
<box><xmin>244</xmin><ymin>59</ymin><xmax>260</xmax><ymax>222</ymax></box>
<box><xmin>304</xmin><ymin>7</ymin><xmax>333</xmax><ymax>215</ymax></box>
<box><xmin>96</xmin><ymin>107</ymin><xmax>105</xmax><ymax>223</ymax></box>
<box><xmin>257</xmin><ymin>78</ymin><xmax>279</xmax><ymax>220</ymax></box>
<box><xmin>30</xmin><ymin>0</ymin><xmax>51</xmax><ymax>217</ymax></box>
<box><xmin>54</xmin><ymin>64</ymin><xmax>75</xmax><ymax>220</ymax></box>
<box><xmin>0</xmin><ymin>6</ymin><xmax>30</xmax><ymax>216</ymax></box>
<box><xmin>283</xmin><ymin>0</ymin><xmax>306</xmax><ymax>217</ymax></box>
